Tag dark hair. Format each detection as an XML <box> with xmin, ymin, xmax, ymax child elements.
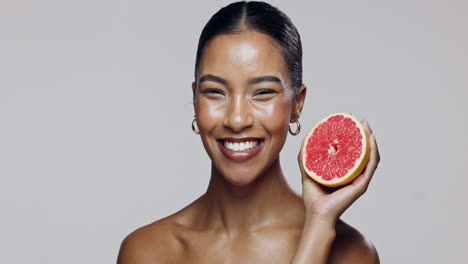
<box><xmin>194</xmin><ymin>1</ymin><xmax>303</xmax><ymax>94</ymax></box>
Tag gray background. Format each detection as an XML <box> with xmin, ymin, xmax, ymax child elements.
<box><xmin>1</xmin><ymin>0</ymin><xmax>467</xmax><ymax>263</ymax></box>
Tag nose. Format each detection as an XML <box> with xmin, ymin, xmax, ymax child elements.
<box><xmin>223</xmin><ymin>94</ymin><xmax>254</xmax><ymax>133</ymax></box>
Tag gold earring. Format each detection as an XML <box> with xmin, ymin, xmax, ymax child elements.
<box><xmin>192</xmin><ymin>118</ymin><xmax>200</xmax><ymax>134</ymax></box>
<box><xmin>289</xmin><ymin>120</ymin><xmax>301</xmax><ymax>136</ymax></box>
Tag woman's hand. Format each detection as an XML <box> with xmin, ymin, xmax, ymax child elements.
<box><xmin>299</xmin><ymin>120</ymin><xmax>380</xmax><ymax>224</ymax></box>
<box><xmin>290</xmin><ymin>120</ymin><xmax>380</xmax><ymax>264</ymax></box>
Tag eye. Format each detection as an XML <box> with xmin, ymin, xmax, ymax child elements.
<box><xmin>254</xmin><ymin>89</ymin><xmax>277</xmax><ymax>97</ymax></box>
<box><xmin>200</xmin><ymin>88</ymin><xmax>225</xmax><ymax>96</ymax></box>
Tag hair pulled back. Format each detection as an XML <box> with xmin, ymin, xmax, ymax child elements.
<box><xmin>194</xmin><ymin>1</ymin><xmax>303</xmax><ymax>94</ymax></box>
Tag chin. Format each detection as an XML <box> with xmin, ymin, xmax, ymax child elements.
<box><xmin>216</xmin><ymin>166</ymin><xmax>265</xmax><ymax>187</ymax></box>
<box><xmin>225</xmin><ymin>174</ymin><xmax>256</xmax><ymax>186</ymax></box>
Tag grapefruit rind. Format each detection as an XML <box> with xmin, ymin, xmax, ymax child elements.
<box><xmin>301</xmin><ymin>112</ymin><xmax>370</xmax><ymax>187</ymax></box>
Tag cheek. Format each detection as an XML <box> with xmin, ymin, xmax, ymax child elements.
<box><xmin>255</xmin><ymin>98</ymin><xmax>292</xmax><ymax>132</ymax></box>
<box><xmin>196</xmin><ymin>97</ymin><xmax>225</xmax><ymax>130</ymax></box>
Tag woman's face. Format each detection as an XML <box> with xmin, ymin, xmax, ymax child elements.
<box><xmin>193</xmin><ymin>31</ymin><xmax>304</xmax><ymax>186</ymax></box>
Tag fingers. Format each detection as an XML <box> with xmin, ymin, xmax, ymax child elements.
<box><xmin>361</xmin><ymin>119</ymin><xmax>373</xmax><ymax>136</ymax></box>
<box><xmin>350</xmin><ymin>120</ymin><xmax>380</xmax><ymax>194</ymax></box>
<box><xmin>329</xmin><ymin>132</ymin><xmax>380</xmax><ymax>216</ymax></box>
<box><xmin>362</xmin><ymin>119</ymin><xmax>380</xmax><ymax>167</ymax></box>
<box><xmin>361</xmin><ymin>119</ymin><xmax>380</xmax><ymax>162</ymax></box>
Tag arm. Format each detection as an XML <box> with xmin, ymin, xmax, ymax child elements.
<box><xmin>291</xmin><ymin>120</ymin><xmax>380</xmax><ymax>264</ymax></box>
<box><xmin>290</xmin><ymin>217</ymin><xmax>336</xmax><ymax>263</ymax></box>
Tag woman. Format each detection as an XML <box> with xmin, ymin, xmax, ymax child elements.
<box><xmin>118</xmin><ymin>1</ymin><xmax>380</xmax><ymax>263</ymax></box>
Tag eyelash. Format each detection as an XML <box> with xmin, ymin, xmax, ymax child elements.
<box><xmin>201</xmin><ymin>89</ymin><xmax>225</xmax><ymax>95</ymax></box>
<box><xmin>200</xmin><ymin>88</ymin><xmax>277</xmax><ymax>97</ymax></box>
<box><xmin>255</xmin><ymin>89</ymin><xmax>277</xmax><ymax>96</ymax></box>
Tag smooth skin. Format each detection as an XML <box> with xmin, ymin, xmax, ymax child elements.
<box><xmin>118</xmin><ymin>30</ymin><xmax>380</xmax><ymax>264</ymax></box>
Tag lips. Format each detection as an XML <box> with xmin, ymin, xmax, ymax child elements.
<box><xmin>217</xmin><ymin>137</ymin><xmax>264</xmax><ymax>162</ymax></box>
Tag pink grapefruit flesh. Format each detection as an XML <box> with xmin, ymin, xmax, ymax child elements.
<box><xmin>302</xmin><ymin>113</ymin><xmax>370</xmax><ymax>187</ymax></box>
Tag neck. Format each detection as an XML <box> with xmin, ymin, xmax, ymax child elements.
<box><xmin>201</xmin><ymin>158</ymin><xmax>303</xmax><ymax>232</ymax></box>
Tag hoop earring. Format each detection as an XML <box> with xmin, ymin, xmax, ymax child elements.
<box><xmin>192</xmin><ymin>118</ymin><xmax>200</xmax><ymax>134</ymax></box>
<box><xmin>289</xmin><ymin>120</ymin><xmax>301</xmax><ymax>136</ymax></box>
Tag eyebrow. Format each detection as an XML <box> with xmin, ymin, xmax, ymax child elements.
<box><xmin>247</xmin><ymin>75</ymin><xmax>282</xmax><ymax>85</ymax></box>
<box><xmin>198</xmin><ymin>74</ymin><xmax>282</xmax><ymax>85</ymax></box>
<box><xmin>198</xmin><ymin>74</ymin><xmax>228</xmax><ymax>85</ymax></box>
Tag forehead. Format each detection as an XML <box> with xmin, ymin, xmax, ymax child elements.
<box><xmin>198</xmin><ymin>31</ymin><xmax>290</xmax><ymax>83</ymax></box>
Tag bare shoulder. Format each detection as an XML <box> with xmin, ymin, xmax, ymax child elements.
<box><xmin>117</xmin><ymin>216</ymin><xmax>185</xmax><ymax>264</ymax></box>
<box><xmin>328</xmin><ymin>220</ymin><xmax>380</xmax><ymax>264</ymax></box>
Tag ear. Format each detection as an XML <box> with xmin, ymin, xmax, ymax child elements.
<box><xmin>192</xmin><ymin>81</ymin><xmax>197</xmax><ymax>98</ymax></box>
<box><xmin>291</xmin><ymin>84</ymin><xmax>307</xmax><ymax>122</ymax></box>
<box><xmin>192</xmin><ymin>81</ymin><xmax>198</xmax><ymax>114</ymax></box>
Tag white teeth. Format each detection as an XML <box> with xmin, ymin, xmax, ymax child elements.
<box><xmin>246</xmin><ymin>141</ymin><xmax>251</xmax><ymax>149</ymax></box>
<box><xmin>223</xmin><ymin>140</ymin><xmax>261</xmax><ymax>152</ymax></box>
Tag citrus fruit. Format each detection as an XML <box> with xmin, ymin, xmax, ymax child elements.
<box><xmin>301</xmin><ymin>112</ymin><xmax>370</xmax><ymax>187</ymax></box>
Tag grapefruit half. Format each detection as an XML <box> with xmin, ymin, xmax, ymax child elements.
<box><xmin>301</xmin><ymin>113</ymin><xmax>370</xmax><ymax>187</ymax></box>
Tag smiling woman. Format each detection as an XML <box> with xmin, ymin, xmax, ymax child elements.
<box><xmin>117</xmin><ymin>1</ymin><xmax>380</xmax><ymax>264</ymax></box>
<box><xmin>194</xmin><ymin>31</ymin><xmax>297</xmax><ymax>186</ymax></box>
